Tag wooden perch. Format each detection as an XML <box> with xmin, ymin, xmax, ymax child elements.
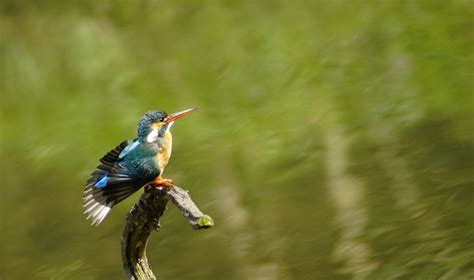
<box><xmin>121</xmin><ymin>185</ymin><xmax>214</xmax><ymax>280</ymax></box>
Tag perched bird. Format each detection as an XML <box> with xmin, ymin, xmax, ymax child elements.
<box><xmin>83</xmin><ymin>108</ymin><xmax>197</xmax><ymax>226</ymax></box>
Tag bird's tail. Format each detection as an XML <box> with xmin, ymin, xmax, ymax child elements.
<box><xmin>83</xmin><ymin>141</ymin><xmax>147</xmax><ymax>226</ymax></box>
<box><xmin>83</xmin><ymin>182</ymin><xmax>144</xmax><ymax>226</ymax></box>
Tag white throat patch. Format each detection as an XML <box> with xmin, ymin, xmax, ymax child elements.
<box><xmin>165</xmin><ymin>121</ymin><xmax>174</xmax><ymax>132</ymax></box>
<box><xmin>146</xmin><ymin>128</ymin><xmax>159</xmax><ymax>143</ymax></box>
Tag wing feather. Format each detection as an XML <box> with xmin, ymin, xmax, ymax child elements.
<box><xmin>83</xmin><ymin>140</ymin><xmax>149</xmax><ymax>226</ymax></box>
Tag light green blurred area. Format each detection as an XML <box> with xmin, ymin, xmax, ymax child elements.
<box><xmin>0</xmin><ymin>1</ymin><xmax>472</xmax><ymax>279</ymax></box>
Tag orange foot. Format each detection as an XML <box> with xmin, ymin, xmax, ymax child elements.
<box><xmin>152</xmin><ymin>177</ymin><xmax>174</xmax><ymax>189</ymax></box>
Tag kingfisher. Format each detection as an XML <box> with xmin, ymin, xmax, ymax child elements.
<box><xmin>83</xmin><ymin>108</ymin><xmax>197</xmax><ymax>226</ymax></box>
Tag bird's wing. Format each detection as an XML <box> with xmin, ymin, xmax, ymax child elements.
<box><xmin>118</xmin><ymin>139</ymin><xmax>140</xmax><ymax>159</ymax></box>
<box><xmin>83</xmin><ymin>140</ymin><xmax>148</xmax><ymax>226</ymax></box>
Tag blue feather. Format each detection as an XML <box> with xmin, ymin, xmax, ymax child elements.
<box><xmin>94</xmin><ymin>176</ymin><xmax>109</xmax><ymax>188</ymax></box>
<box><xmin>119</xmin><ymin>140</ymin><xmax>140</xmax><ymax>159</ymax></box>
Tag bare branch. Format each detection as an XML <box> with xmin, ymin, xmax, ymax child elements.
<box><xmin>167</xmin><ymin>187</ymin><xmax>214</xmax><ymax>230</ymax></box>
<box><xmin>121</xmin><ymin>185</ymin><xmax>213</xmax><ymax>280</ymax></box>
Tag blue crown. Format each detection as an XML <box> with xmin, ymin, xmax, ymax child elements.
<box><xmin>137</xmin><ymin>110</ymin><xmax>168</xmax><ymax>138</ymax></box>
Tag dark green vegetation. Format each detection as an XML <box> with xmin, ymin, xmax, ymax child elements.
<box><xmin>0</xmin><ymin>1</ymin><xmax>472</xmax><ymax>279</ymax></box>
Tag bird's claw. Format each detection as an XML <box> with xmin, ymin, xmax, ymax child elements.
<box><xmin>152</xmin><ymin>177</ymin><xmax>174</xmax><ymax>189</ymax></box>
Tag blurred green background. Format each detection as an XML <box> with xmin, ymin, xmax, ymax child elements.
<box><xmin>0</xmin><ymin>1</ymin><xmax>472</xmax><ymax>279</ymax></box>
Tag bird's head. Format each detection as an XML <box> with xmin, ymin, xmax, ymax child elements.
<box><xmin>137</xmin><ymin>108</ymin><xmax>197</xmax><ymax>142</ymax></box>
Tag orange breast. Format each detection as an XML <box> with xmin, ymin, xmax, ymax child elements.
<box><xmin>156</xmin><ymin>131</ymin><xmax>173</xmax><ymax>175</ymax></box>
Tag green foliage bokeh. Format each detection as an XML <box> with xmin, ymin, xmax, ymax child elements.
<box><xmin>0</xmin><ymin>1</ymin><xmax>472</xmax><ymax>279</ymax></box>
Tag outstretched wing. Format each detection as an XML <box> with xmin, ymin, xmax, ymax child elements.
<box><xmin>83</xmin><ymin>140</ymin><xmax>148</xmax><ymax>226</ymax></box>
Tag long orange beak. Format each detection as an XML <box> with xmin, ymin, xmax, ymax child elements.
<box><xmin>164</xmin><ymin>107</ymin><xmax>197</xmax><ymax>123</ymax></box>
